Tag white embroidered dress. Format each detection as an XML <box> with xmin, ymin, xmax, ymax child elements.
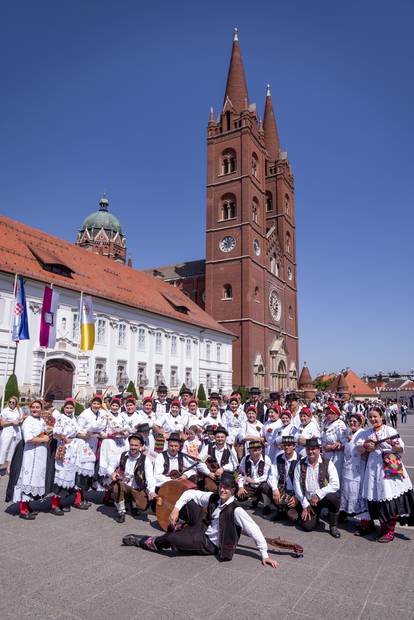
<box><xmin>98</xmin><ymin>411</ymin><xmax>128</xmax><ymax>478</ymax></box>
<box><xmin>54</xmin><ymin>414</ymin><xmax>79</xmax><ymax>489</ymax></box>
<box><xmin>357</xmin><ymin>425</ymin><xmax>413</xmax><ymax>502</ymax></box>
<box><xmin>13</xmin><ymin>416</ymin><xmax>47</xmax><ymax>501</ymax></box>
<box><xmin>76</xmin><ymin>408</ymin><xmax>105</xmax><ymax>477</ymax></box>
<box><xmin>321</xmin><ymin>418</ymin><xmax>347</xmax><ymax>477</ymax></box>
<box><xmin>0</xmin><ymin>406</ymin><xmax>22</xmax><ymax>463</ymax></box>
<box><xmin>339</xmin><ymin>428</ymin><xmax>369</xmax><ymax>519</ymax></box>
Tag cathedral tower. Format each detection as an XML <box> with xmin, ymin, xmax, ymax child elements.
<box><xmin>205</xmin><ymin>30</ymin><xmax>299</xmax><ymax>390</ymax></box>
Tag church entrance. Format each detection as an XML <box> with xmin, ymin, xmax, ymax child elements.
<box><xmin>43</xmin><ymin>359</ymin><xmax>74</xmax><ymax>400</ymax></box>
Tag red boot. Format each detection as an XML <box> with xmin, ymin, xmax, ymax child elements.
<box><xmin>19</xmin><ymin>501</ymin><xmax>35</xmax><ymax>520</ymax></box>
<box><xmin>51</xmin><ymin>495</ymin><xmax>64</xmax><ymax>516</ymax></box>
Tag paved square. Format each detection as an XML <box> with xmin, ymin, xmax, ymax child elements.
<box><xmin>0</xmin><ymin>417</ymin><xmax>413</xmax><ymax>620</ymax></box>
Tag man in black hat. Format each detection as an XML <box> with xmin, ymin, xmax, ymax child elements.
<box><xmin>154</xmin><ymin>432</ymin><xmax>195</xmax><ymax>489</ymax></box>
<box><xmin>111</xmin><ymin>434</ymin><xmax>156</xmax><ymax>523</ymax></box>
<box><xmin>293</xmin><ymin>437</ymin><xmax>341</xmax><ymax>538</ymax></box>
<box><xmin>243</xmin><ymin>387</ymin><xmax>267</xmax><ymax>422</ymax></box>
<box><xmin>122</xmin><ymin>471</ymin><xmax>277</xmax><ymax>568</ymax></box>
<box><xmin>237</xmin><ymin>440</ymin><xmax>272</xmax><ymax>515</ymax></box>
<box><xmin>179</xmin><ymin>386</ymin><xmax>192</xmax><ymax>414</ymax></box>
<box><xmin>268</xmin><ymin>436</ymin><xmax>299</xmax><ymax>521</ymax></box>
<box><xmin>197</xmin><ymin>427</ymin><xmax>238</xmax><ymax>490</ymax></box>
<box><xmin>153</xmin><ymin>385</ymin><xmax>171</xmax><ymax>419</ymax></box>
<box><xmin>207</xmin><ymin>392</ymin><xmax>226</xmax><ymax>417</ymax></box>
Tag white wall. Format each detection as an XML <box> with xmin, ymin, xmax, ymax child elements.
<box><xmin>0</xmin><ymin>272</ymin><xmax>233</xmax><ymax>398</ymax></box>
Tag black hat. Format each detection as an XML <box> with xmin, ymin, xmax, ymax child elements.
<box><xmin>180</xmin><ymin>386</ymin><xmax>192</xmax><ymax>396</ymax></box>
<box><xmin>305</xmin><ymin>437</ymin><xmax>321</xmax><ymax>449</ymax></box>
<box><xmin>250</xmin><ymin>387</ymin><xmax>261</xmax><ymax>395</ymax></box>
<box><xmin>287</xmin><ymin>393</ymin><xmax>298</xmax><ymax>402</ymax></box>
<box><xmin>269</xmin><ymin>392</ymin><xmax>281</xmax><ymax>400</ymax></box>
<box><xmin>45</xmin><ymin>393</ymin><xmax>55</xmax><ymax>401</ymax></box>
<box><xmin>168</xmin><ymin>432</ymin><xmax>182</xmax><ymax>443</ymax></box>
<box><xmin>129</xmin><ymin>434</ymin><xmax>144</xmax><ymax>444</ymax></box>
<box><xmin>213</xmin><ymin>426</ymin><xmax>228</xmax><ymax>436</ymax></box>
<box><xmin>281</xmin><ymin>435</ymin><xmax>296</xmax><ymax>445</ymax></box>
<box><xmin>157</xmin><ymin>384</ymin><xmax>168</xmax><ymax>393</ymax></box>
<box><xmin>248</xmin><ymin>440</ymin><xmax>262</xmax><ymax>450</ymax></box>
<box><xmin>205</xmin><ymin>425</ymin><xmax>215</xmax><ymax>433</ymax></box>
<box><xmin>136</xmin><ymin>423</ymin><xmax>150</xmax><ymax>433</ymax></box>
<box><xmin>218</xmin><ymin>471</ymin><xmax>237</xmax><ymax>488</ymax></box>
<box><xmin>209</xmin><ymin>392</ymin><xmax>221</xmax><ymax>400</ymax></box>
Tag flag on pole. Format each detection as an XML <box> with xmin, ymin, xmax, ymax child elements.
<box><xmin>12</xmin><ymin>276</ymin><xmax>30</xmax><ymax>342</ymax></box>
<box><xmin>39</xmin><ymin>285</ymin><xmax>60</xmax><ymax>348</ymax></box>
<box><xmin>80</xmin><ymin>295</ymin><xmax>95</xmax><ymax>350</ymax></box>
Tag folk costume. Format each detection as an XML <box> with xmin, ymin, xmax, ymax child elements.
<box><xmin>357</xmin><ymin>424</ymin><xmax>414</xmax><ymax>541</ymax></box>
<box><xmin>221</xmin><ymin>407</ymin><xmax>247</xmax><ymax>446</ymax></box>
<box><xmin>74</xmin><ymin>402</ymin><xmax>105</xmax><ymax>506</ymax></box>
<box><xmin>292</xmin><ymin>415</ymin><xmax>320</xmax><ymax>458</ymax></box>
<box><xmin>98</xmin><ymin>408</ymin><xmax>129</xmax><ymax>485</ymax></box>
<box><xmin>268</xmin><ymin>441</ymin><xmax>298</xmax><ymax>520</ymax></box>
<box><xmin>0</xmin><ymin>404</ymin><xmax>23</xmax><ymax>466</ymax></box>
<box><xmin>51</xmin><ymin>408</ymin><xmax>79</xmax><ymax>514</ymax></box>
<box><xmin>126</xmin><ymin>472</ymin><xmax>270</xmax><ymax>563</ymax></box>
<box><xmin>154</xmin><ymin>435</ymin><xmax>196</xmax><ymax>489</ymax></box>
<box><xmin>112</xmin><ymin>444</ymin><xmax>156</xmax><ymax>522</ymax></box>
<box><xmin>339</xmin><ymin>426</ymin><xmax>369</xmax><ymax>522</ymax></box>
<box><xmin>238</xmin><ymin>443</ymin><xmax>272</xmax><ymax>510</ymax></box>
<box><xmin>293</xmin><ymin>439</ymin><xmax>341</xmax><ymax>536</ymax></box>
<box><xmin>321</xmin><ymin>407</ymin><xmax>347</xmax><ymax>477</ymax></box>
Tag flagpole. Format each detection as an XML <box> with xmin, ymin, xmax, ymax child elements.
<box><xmin>1</xmin><ymin>273</ymin><xmax>18</xmax><ymax>407</ymax></box>
<box><xmin>72</xmin><ymin>291</ymin><xmax>83</xmax><ymax>398</ymax></box>
<box><xmin>40</xmin><ymin>347</ymin><xmax>48</xmax><ymax>398</ymax></box>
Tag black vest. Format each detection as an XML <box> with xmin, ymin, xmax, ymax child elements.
<box><xmin>152</xmin><ymin>399</ymin><xmax>171</xmax><ymax>413</ymax></box>
<box><xmin>203</xmin><ymin>493</ymin><xmax>241</xmax><ymax>562</ymax></box>
<box><xmin>119</xmin><ymin>451</ymin><xmax>147</xmax><ymax>492</ymax></box>
<box><xmin>245</xmin><ymin>455</ymin><xmax>265</xmax><ymax>478</ymax></box>
<box><xmin>208</xmin><ymin>443</ymin><xmax>231</xmax><ymax>466</ymax></box>
<box><xmin>162</xmin><ymin>450</ymin><xmax>184</xmax><ymax>475</ymax></box>
<box><xmin>299</xmin><ymin>455</ymin><xmax>330</xmax><ymax>496</ymax></box>
<box><xmin>276</xmin><ymin>454</ymin><xmax>297</xmax><ymax>492</ymax></box>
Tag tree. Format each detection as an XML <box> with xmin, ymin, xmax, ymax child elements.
<box><xmin>126</xmin><ymin>380</ymin><xmax>138</xmax><ymax>399</ymax></box>
<box><xmin>314</xmin><ymin>378</ymin><xmax>333</xmax><ymax>392</ymax></box>
<box><xmin>197</xmin><ymin>384</ymin><xmax>207</xmax><ymax>401</ymax></box>
<box><xmin>235</xmin><ymin>386</ymin><xmax>250</xmax><ymax>403</ymax></box>
<box><xmin>4</xmin><ymin>373</ymin><xmax>19</xmax><ymax>404</ymax></box>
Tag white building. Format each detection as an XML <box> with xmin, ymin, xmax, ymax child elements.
<box><xmin>0</xmin><ymin>216</ymin><xmax>233</xmax><ymax>400</ymax></box>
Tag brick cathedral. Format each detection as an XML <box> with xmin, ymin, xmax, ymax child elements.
<box><xmin>78</xmin><ymin>30</ymin><xmax>299</xmax><ymax>393</ymax></box>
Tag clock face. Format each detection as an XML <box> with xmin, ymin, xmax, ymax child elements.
<box><xmin>253</xmin><ymin>239</ymin><xmax>260</xmax><ymax>256</ymax></box>
<box><xmin>269</xmin><ymin>289</ymin><xmax>281</xmax><ymax>322</ymax></box>
<box><xmin>219</xmin><ymin>236</ymin><xmax>236</xmax><ymax>253</ymax></box>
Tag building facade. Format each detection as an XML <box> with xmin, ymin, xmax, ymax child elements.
<box><xmin>0</xmin><ymin>217</ymin><xmax>232</xmax><ymax>400</ymax></box>
<box><xmin>146</xmin><ymin>31</ymin><xmax>299</xmax><ymax>392</ymax></box>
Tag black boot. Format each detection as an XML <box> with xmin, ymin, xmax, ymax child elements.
<box><xmin>116</xmin><ymin>512</ymin><xmax>126</xmax><ymax>523</ymax></box>
<box><xmin>122</xmin><ymin>534</ymin><xmax>143</xmax><ymax>547</ymax></box>
<box><xmin>329</xmin><ymin>512</ymin><xmax>341</xmax><ymax>538</ymax></box>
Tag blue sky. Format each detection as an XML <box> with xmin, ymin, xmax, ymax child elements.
<box><xmin>1</xmin><ymin>1</ymin><xmax>413</xmax><ymax>376</ymax></box>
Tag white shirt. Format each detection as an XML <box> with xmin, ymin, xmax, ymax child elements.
<box><xmin>197</xmin><ymin>442</ymin><xmax>238</xmax><ymax>475</ymax></box>
<box><xmin>158</xmin><ymin>412</ymin><xmax>188</xmax><ymax>434</ymax></box>
<box><xmin>175</xmin><ymin>489</ymin><xmax>269</xmax><ymax>559</ymax></box>
<box><xmin>123</xmin><ymin>451</ymin><xmax>156</xmax><ymax>494</ymax></box>
<box><xmin>268</xmin><ymin>453</ymin><xmax>298</xmax><ymax>492</ymax></box>
<box><xmin>293</xmin><ymin>456</ymin><xmax>340</xmax><ymax>509</ymax></box>
<box><xmin>154</xmin><ymin>451</ymin><xmax>195</xmax><ymax>487</ymax></box>
<box><xmin>238</xmin><ymin>454</ymin><xmax>272</xmax><ymax>487</ymax></box>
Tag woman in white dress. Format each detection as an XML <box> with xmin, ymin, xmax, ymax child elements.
<box><xmin>11</xmin><ymin>399</ymin><xmax>51</xmax><ymax>519</ymax></box>
<box><xmin>292</xmin><ymin>407</ymin><xmax>320</xmax><ymax>458</ymax></box>
<box><xmin>321</xmin><ymin>404</ymin><xmax>347</xmax><ymax>477</ymax></box>
<box><xmin>272</xmin><ymin>410</ymin><xmax>294</xmax><ymax>458</ymax></box>
<box><xmin>357</xmin><ymin>407</ymin><xmax>414</xmax><ymax>542</ymax></box>
<box><xmin>263</xmin><ymin>407</ymin><xmax>282</xmax><ymax>462</ymax></box>
<box><xmin>51</xmin><ymin>398</ymin><xmax>79</xmax><ymax>515</ymax></box>
<box><xmin>0</xmin><ymin>396</ymin><xmax>24</xmax><ymax>474</ymax></box>
<box><xmin>339</xmin><ymin>413</ymin><xmax>372</xmax><ymax>535</ymax></box>
<box><xmin>98</xmin><ymin>397</ymin><xmax>129</xmax><ymax>500</ymax></box>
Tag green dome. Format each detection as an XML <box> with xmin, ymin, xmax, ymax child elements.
<box><xmin>81</xmin><ymin>196</ymin><xmax>123</xmax><ymax>234</ymax></box>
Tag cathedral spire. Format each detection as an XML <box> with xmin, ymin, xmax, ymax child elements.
<box><xmin>263</xmin><ymin>83</ymin><xmax>280</xmax><ymax>161</ymax></box>
<box><xmin>223</xmin><ymin>28</ymin><xmax>249</xmax><ymax>112</ymax></box>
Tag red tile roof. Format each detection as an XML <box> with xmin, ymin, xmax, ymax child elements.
<box><xmin>0</xmin><ymin>216</ymin><xmax>232</xmax><ymax>336</ymax></box>
<box><xmin>327</xmin><ymin>370</ymin><xmax>374</xmax><ymax>396</ymax></box>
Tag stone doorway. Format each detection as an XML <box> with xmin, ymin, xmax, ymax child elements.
<box><xmin>43</xmin><ymin>359</ymin><xmax>74</xmax><ymax>400</ymax></box>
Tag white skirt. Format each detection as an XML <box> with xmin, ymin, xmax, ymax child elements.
<box><xmin>0</xmin><ymin>426</ymin><xmax>21</xmax><ymax>463</ymax></box>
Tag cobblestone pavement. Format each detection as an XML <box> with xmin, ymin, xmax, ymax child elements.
<box><xmin>0</xmin><ymin>416</ymin><xmax>413</xmax><ymax>620</ymax></box>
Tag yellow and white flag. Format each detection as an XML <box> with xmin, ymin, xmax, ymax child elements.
<box><xmin>80</xmin><ymin>295</ymin><xmax>95</xmax><ymax>350</ymax></box>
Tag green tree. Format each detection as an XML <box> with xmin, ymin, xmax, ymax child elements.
<box><xmin>235</xmin><ymin>386</ymin><xmax>250</xmax><ymax>403</ymax></box>
<box><xmin>4</xmin><ymin>373</ymin><xmax>19</xmax><ymax>404</ymax></box>
<box><xmin>126</xmin><ymin>380</ymin><xmax>138</xmax><ymax>399</ymax></box>
<box><xmin>314</xmin><ymin>378</ymin><xmax>333</xmax><ymax>392</ymax></box>
<box><xmin>197</xmin><ymin>383</ymin><xmax>207</xmax><ymax>401</ymax></box>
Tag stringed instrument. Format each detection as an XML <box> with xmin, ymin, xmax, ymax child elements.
<box><xmin>265</xmin><ymin>536</ymin><xmax>303</xmax><ymax>558</ymax></box>
<box><xmin>155</xmin><ymin>478</ymin><xmax>197</xmax><ymax>531</ymax></box>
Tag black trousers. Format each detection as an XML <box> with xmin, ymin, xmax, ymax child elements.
<box><xmin>154</xmin><ymin>500</ymin><xmax>217</xmax><ymax>555</ymax></box>
<box><xmin>299</xmin><ymin>493</ymin><xmax>340</xmax><ymax>532</ymax></box>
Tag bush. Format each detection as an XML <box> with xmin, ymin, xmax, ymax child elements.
<box><xmin>197</xmin><ymin>384</ymin><xmax>207</xmax><ymax>401</ymax></box>
<box><xmin>235</xmin><ymin>385</ymin><xmax>250</xmax><ymax>403</ymax></box>
<box><xmin>126</xmin><ymin>380</ymin><xmax>138</xmax><ymax>399</ymax></box>
<box><xmin>75</xmin><ymin>402</ymin><xmax>84</xmax><ymax>416</ymax></box>
<box><xmin>4</xmin><ymin>373</ymin><xmax>19</xmax><ymax>405</ymax></box>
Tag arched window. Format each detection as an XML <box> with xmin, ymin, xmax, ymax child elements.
<box><xmin>251</xmin><ymin>152</ymin><xmax>258</xmax><ymax>178</ymax></box>
<box><xmin>266</xmin><ymin>191</ymin><xmax>273</xmax><ymax>212</ymax></box>
<box><xmin>284</xmin><ymin>194</ymin><xmax>290</xmax><ymax>215</ymax></box>
<box><xmin>221</xmin><ymin>149</ymin><xmax>236</xmax><ymax>175</ymax></box>
<box><xmin>223</xmin><ymin>284</ymin><xmax>233</xmax><ymax>300</ymax></box>
<box><xmin>252</xmin><ymin>197</ymin><xmax>259</xmax><ymax>224</ymax></box>
<box><xmin>286</xmin><ymin>231</ymin><xmax>291</xmax><ymax>254</ymax></box>
<box><xmin>220</xmin><ymin>194</ymin><xmax>236</xmax><ymax>221</ymax></box>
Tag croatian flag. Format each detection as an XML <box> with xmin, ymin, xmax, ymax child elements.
<box><xmin>12</xmin><ymin>276</ymin><xmax>30</xmax><ymax>342</ymax></box>
<box><xmin>39</xmin><ymin>285</ymin><xmax>60</xmax><ymax>348</ymax></box>
<box><xmin>80</xmin><ymin>295</ymin><xmax>95</xmax><ymax>350</ymax></box>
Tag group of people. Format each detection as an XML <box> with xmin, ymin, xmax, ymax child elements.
<box><xmin>1</xmin><ymin>384</ymin><xmax>413</xmax><ymax>566</ymax></box>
